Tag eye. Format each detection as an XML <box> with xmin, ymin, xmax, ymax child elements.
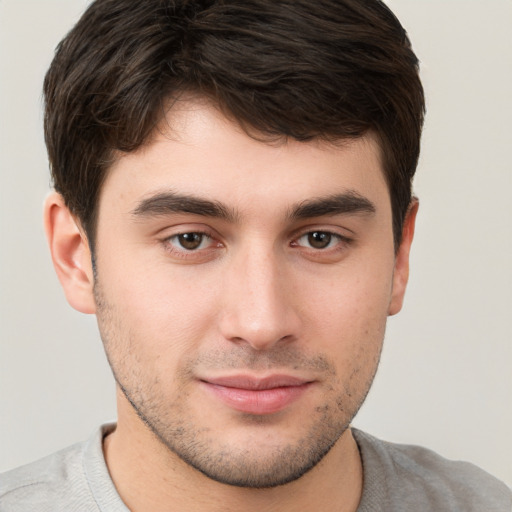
<box><xmin>168</xmin><ymin>232</ymin><xmax>212</xmax><ymax>251</ymax></box>
<box><xmin>295</xmin><ymin>231</ymin><xmax>344</xmax><ymax>250</ymax></box>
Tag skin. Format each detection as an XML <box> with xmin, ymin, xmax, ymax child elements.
<box><xmin>44</xmin><ymin>98</ymin><xmax>417</xmax><ymax>512</ymax></box>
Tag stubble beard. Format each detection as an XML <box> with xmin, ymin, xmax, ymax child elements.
<box><xmin>116</xmin><ymin>376</ymin><xmax>356</xmax><ymax>488</ymax></box>
<box><xmin>94</xmin><ymin>281</ymin><xmax>382</xmax><ymax>489</ymax></box>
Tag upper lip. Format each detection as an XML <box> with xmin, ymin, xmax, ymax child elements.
<box><xmin>201</xmin><ymin>374</ymin><xmax>311</xmax><ymax>390</ymax></box>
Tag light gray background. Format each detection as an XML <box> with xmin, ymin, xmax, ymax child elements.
<box><xmin>1</xmin><ymin>0</ymin><xmax>511</xmax><ymax>487</ymax></box>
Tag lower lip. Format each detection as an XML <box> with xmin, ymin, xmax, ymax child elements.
<box><xmin>201</xmin><ymin>382</ymin><xmax>311</xmax><ymax>415</ymax></box>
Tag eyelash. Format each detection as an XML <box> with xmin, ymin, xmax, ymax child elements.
<box><xmin>161</xmin><ymin>228</ymin><xmax>353</xmax><ymax>260</ymax></box>
<box><xmin>292</xmin><ymin>231</ymin><xmax>351</xmax><ymax>251</ymax></box>
<box><xmin>162</xmin><ymin>231</ymin><xmax>221</xmax><ymax>260</ymax></box>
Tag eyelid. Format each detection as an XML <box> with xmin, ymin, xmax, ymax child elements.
<box><xmin>167</xmin><ymin>232</ymin><xmax>213</xmax><ymax>251</ymax></box>
<box><xmin>290</xmin><ymin>224</ymin><xmax>354</xmax><ymax>243</ymax></box>
<box><xmin>289</xmin><ymin>226</ymin><xmax>355</xmax><ymax>261</ymax></box>
<box><xmin>157</xmin><ymin>221</ymin><xmax>221</xmax><ymax>238</ymax></box>
<box><xmin>159</xmin><ymin>224</ymin><xmax>224</xmax><ymax>261</ymax></box>
<box><xmin>294</xmin><ymin>231</ymin><xmax>345</xmax><ymax>249</ymax></box>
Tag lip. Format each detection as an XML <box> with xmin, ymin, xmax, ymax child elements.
<box><xmin>200</xmin><ymin>374</ymin><xmax>313</xmax><ymax>415</ymax></box>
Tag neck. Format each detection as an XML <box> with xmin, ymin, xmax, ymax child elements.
<box><xmin>104</xmin><ymin>396</ymin><xmax>363</xmax><ymax>512</ymax></box>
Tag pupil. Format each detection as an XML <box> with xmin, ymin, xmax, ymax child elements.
<box><xmin>179</xmin><ymin>233</ymin><xmax>202</xmax><ymax>250</ymax></box>
<box><xmin>308</xmin><ymin>232</ymin><xmax>331</xmax><ymax>249</ymax></box>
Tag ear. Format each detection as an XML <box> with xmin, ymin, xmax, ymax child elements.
<box><xmin>388</xmin><ymin>199</ymin><xmax>419</xmax><ymax>316</ymax></box>
<box><xmin>43</xmin><ymin>192</ymin><xmax>96</xmax><ymax>314</ymax></box>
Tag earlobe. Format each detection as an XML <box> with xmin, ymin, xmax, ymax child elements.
<box><xmin>388</xmin><ymin>199</ymin><xmax>419</xmax><ymax>316</ymax></box>
<box><xmin>43</xmin><ymin>192</ymin><xmax>96</xmax><ymax>314</ymax></box>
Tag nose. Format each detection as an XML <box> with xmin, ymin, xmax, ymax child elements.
<box><xmin>218</xmin><ymin>244</ymin><xmax>301</xmax><ymax>351</ymax></box>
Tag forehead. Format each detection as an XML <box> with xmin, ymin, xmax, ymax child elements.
<box><xmin>99</xmin><ymin>99</ymin><xmax>390</xmax><ymax>218</ymax></box>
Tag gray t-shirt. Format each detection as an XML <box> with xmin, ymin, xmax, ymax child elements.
<box><xmin>1</xmin><ymin>424</ymin><xmax>510</xmax><ymax>511</ymax></box>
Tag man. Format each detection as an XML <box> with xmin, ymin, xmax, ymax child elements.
<box><xmin>1</xmin><ymin>0</ymin><xmax>510</xmax><ymax>510</ymax></box>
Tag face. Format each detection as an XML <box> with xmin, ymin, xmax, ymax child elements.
<box><xmin>91</xmin><ymin>100</ymin><xmax>405</xmax><ymax>487</ymax></box>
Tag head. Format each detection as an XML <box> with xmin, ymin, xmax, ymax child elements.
<box><xmin>44</xmin><ymin>0</ymin><xmax>424</xmax><ymax>489</ymax></box>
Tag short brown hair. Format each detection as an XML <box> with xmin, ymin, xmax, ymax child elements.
<box><xmin>44</xmin><ymin>0</ymin><xmax>424</xmax><ymax>248</ymax></box>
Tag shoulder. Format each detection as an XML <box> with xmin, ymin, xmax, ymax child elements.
<box><xmin>0</xmin><ymin>424</ymin><xmax>119</xmax><ymax>512</ymax></box>
<box><xmin>353</xmin><ymin>428</ymin><xmax>512</xmax><ymax>512</ymax></box>
<box><xmin>0</xmin><ymin>441</ymin><xmax>93</xmax><ymax>510</ymax></box>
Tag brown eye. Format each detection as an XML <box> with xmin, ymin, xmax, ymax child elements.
<box><xmin>175</xmin><ymin>233</ymin><xmax>206</xmax><ymax>250</ymax></box>
<box><xmin>307</xmin><ymin>231</ymin><xmax>333</xmax><ymax>249</ymax></box>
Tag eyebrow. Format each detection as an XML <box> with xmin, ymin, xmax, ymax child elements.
<box><xmin>131</xmin><ymin>189</ymin><xmax>375</xmax><ymax>223</ymax></box>
<box><xmin>131</xmin><ymin>191</ymin><xmax>237</xmax><ymax>222</ymax></box>
<box><xmin>289</xmin><ymin>191</ymin><xmax>376</xmax><ymax>220</ymax></box>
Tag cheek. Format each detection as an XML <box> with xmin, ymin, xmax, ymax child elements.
<box><xmin>299</xmin><ymin>257</ymin><xmax>393</xmax><ymax>384</ymax></box>
<box><xmin>98</xmin><ymin>257</ymin><xmax>221</xmax><ymax>359</ymax></box>
<box><xmin>303</xmin><ymin>259</ymin><xmax>394</xmax><ymax>336</ymax></box>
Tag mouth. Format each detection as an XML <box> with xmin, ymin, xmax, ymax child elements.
<box><xmin>199</xmin><ymin>374</ymin><xmax>314</xmax><ymax>415</ymax></box>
